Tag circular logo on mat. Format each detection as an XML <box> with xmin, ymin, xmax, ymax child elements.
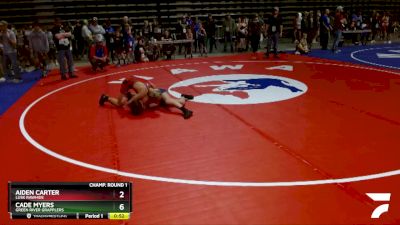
<box><xmin>168</xmin><ymin>74</ymin><xmax>308</xmax><ymax>105</ymax></box>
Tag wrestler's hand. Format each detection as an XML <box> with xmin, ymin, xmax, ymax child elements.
<box><xmin>124</xmin><ymin>94</ymin><xmax>136</xmax><ymax>106</ymax></box>
<box><xmin>124</xmin><ymin>98</ymin><xmax>133</xmax><ymax>107</ymax></box>
<box><xmin>120</xmin><ymin>98</ymin><xmax>128</xmax><ymax>106</ymax></box>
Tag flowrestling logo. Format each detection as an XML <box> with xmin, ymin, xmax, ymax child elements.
<box><xmin>168</xmin><ymin>74</ymin><xmax>308</xmax><ymax>105</ymax></box>
<box><xmin>367</xmin><ymin>193</ymin><xmax>391</xmax><ymax>219</ymax></box>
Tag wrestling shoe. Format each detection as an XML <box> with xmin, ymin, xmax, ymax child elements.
<box><xmin>99</xmin><ymin>94</ymin><xmax>109</xmax><ymax>106</ymax></box>
<box><xmin>183</xmin><ymin>109</ymin><xmax>193</xmax><ymax>119</ymax></box>
<box><xmin>181</xmin><ymin>94</ymin><xmax>194</xmax><ymax>100</ymax></box>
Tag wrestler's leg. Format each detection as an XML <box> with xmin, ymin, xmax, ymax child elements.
<box><xmin>177</xmin><ymin>97</ymin><xmax>187</xmax><ymax>105</ymax></box>
<box><xmin>99</xmin><ymin>94</ymin><xmax>127</xmax><ymax>107</ymax></box>
<box><xmin>178</xmin><ymin>93</ymin><xmax>194</xmax><ymax>105</ymax></box>
<box><xmin>161</xmin><ymin>93</ymin><xmax>183</xmax><ymax>108</ymax></box>
<box><xmin>161</xmin><ymin>92</ymin><xmax>193</xmax><ymax>119</ymax></box>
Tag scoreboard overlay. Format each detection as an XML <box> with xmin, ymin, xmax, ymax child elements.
<box><xmin>8</xmin><ymin>182</ymin><xmax>132</xmax><ymax>220</ymax></box>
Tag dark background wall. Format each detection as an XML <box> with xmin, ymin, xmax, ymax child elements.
<box><xmin>1</xmin><ymin>0</ymin><xmax>399</xmax><ymax>31</ymax></box>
